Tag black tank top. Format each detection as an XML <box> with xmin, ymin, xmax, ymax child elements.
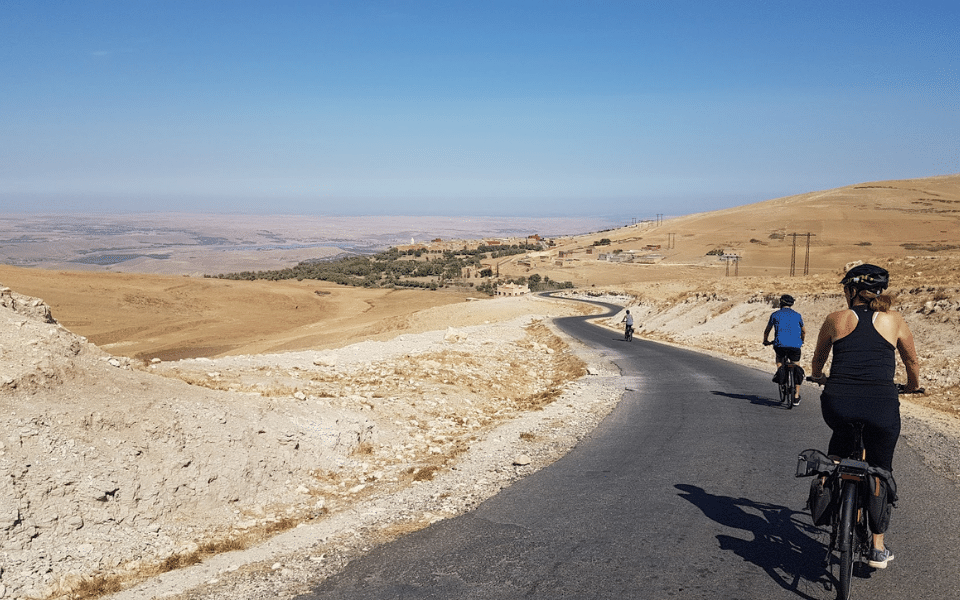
<box><xmin>830</xmin><ymin>305</ymin><xmax>896</xmax><ymax>383</ymax></box>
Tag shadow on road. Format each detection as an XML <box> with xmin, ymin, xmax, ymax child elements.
<box><xmin>675</xmin><ymin>483</ymin><xmax>835</xmax><ymax>599</ymax></box>
<box><xmin>710</xmin><ymin>390</ymin><xmax>781</xmax><ymax>407</ymax></box>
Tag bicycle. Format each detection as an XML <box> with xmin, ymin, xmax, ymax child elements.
<box><xmin>778</xmin><ymin>354</ymin><xmax>799</xmax><ymax>409</ymax></box>
<box><xmin>764</xmin><ymin>341</ymin><xmax>799</xmax><ymax>408</ymax></box>
<box><xmin>796</xmin><ymin>383</ymin><xmax>923</xmax><ymax>599</ymax></box>
<box><xmin>624</xmin><ymin>324</ymin><xmax>634</xmax><ymax>342</ymax></box>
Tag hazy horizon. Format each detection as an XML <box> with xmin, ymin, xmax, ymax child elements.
<box><xmin>0</xmin><ymin>190</ymin><xmax>759</xmax><ymax>223</ymax></box>
<box><xmin>0</xmin><ymin>212</ymin><xmax>632</xmax><ymax>276</ymax></box>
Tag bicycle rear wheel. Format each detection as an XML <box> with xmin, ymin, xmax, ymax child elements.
<box><xmin>777</xmin><ymin>366</ymin><xmax>788</xmax><ymax>405</ymax></box>
<box><xmin>837</xmin><ymin>481</ymin><xmax>858</xmax><ymax>600</ymax></box>
<box><xmin>785</xmin><ymin>366</ymin><xmax>795</xmax><ymax>409</ymax></box>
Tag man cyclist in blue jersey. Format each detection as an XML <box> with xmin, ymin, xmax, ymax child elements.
<box><xmin>763</xmin><ymin>294</ymin><xmax>806</xmax><ymax>405</ymax></box>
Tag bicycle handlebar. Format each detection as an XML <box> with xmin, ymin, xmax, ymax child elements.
<box><xmin>803</xmin><ymin>376</ymin><xmax>925</xmax><ymax>394</ymax></box>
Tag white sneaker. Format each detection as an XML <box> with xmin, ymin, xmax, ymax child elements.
<box><xmin>868</xmin><ymin>546</ymin><xmax>895</xmax><ymax>569</ymax></box>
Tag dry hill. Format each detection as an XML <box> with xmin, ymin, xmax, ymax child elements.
<box><xmin>498</xmin><ymin>174</ymin><xmax>960</xmax><ymax>287</ymax></box>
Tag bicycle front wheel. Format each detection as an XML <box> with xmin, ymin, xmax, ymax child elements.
<box><xmin>837</xmin><ymin>481</ymin><xmax>858</xmax><ymax>600</ymax></box>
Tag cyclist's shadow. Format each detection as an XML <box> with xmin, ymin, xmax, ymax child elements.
<box><xmin>675</xmin><ymin>483</ymin><xmax>833</xmax><ymax>599</ymax></box>
<box><xmin>710</xmin><ymin>390</ymin><xmax>781</xmax><ymax>408</ymax></box>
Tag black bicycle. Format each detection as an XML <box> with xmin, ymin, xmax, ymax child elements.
<box><xmin>624</xmin><ymin>324</ymin><xmax>634</xmax><ymax>342</ymax></box>
<box><xmin>763</xmin><ymin>341</ymin><xmax>799</xmax><ymax>408</ymax></box>
<box><xmin>796</xmin><ymin>383</ymin><xmax>923</xmax><ymax>599</ymax></box>
<box><xmin>778</xmin><ymin>354</ymin><xmax>799</xmax><ymax>409</ymax></box>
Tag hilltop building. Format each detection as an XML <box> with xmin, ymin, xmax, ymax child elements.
<box><xmin>496</xmin><ymin>283</ymin><xmax>529</xmax><ymax>296</ymax></box>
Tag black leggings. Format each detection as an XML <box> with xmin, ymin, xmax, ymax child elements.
<box><xmin>820</xmin><ymin>384</ymin><xmax>900</xmax><ymax>472</ymax></box>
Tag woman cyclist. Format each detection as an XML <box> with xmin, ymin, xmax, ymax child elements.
<box><xmin>808</xmin><ymin>263</ymin><xmax>920</xmax><ymax>569</ymax></box>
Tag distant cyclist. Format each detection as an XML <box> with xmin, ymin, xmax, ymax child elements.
<box><xmin>763</xmin><ymin>294</ymin><xmax>805</xmax><ymax>405</ymax></box>
<box><xmin>808</xmin><ymin>263</ymin><xmax>920</xmax><ymax>569</ymax></box>
<box><xmin>621</xmin><ymin>309</ymin><xmax>635</xmax><ymax>340</ymax></box>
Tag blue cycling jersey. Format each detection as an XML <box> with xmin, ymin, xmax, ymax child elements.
<box><xmin>767</xmin><ymin>307</ymin><xmax>804</xmax><ymax>348</ymax></box>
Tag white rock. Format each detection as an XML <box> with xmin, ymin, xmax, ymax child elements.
<box><xmin>513</xmin><ymin>454</ymin><xmax>532</xmax><ymax>466</ymax></box>
<box><xmin>444</xmin><ymin>327</ymin><xmax>467</xmax><ymax>342</ymax></box>
<box><xmin>313</xmin><ymin>353</ymin><xmax>338</xmax><ymax>367</ymax></box>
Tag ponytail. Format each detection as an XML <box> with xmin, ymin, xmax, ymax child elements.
<box><xmin>857</xmin><ymin>289</ymin><xmax>894</xmax><ymax>312</ymax></box>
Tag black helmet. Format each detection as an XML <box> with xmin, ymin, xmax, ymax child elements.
<box><xmin>779</xmin><ymin>294</ymin><xmax>795</xmax><ymax>307</ymax></box>
<box><xmin>840</xmin><ymin>263</ymin><xmax>889</xmax><ymax>292</ymax></box>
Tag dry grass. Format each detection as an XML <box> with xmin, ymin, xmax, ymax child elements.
<box><xmin>408</xmin><ymin>464</ymin><xmax>442</xmax><ymax>482</ymax></box>
<box><xmin>59</xmin><ymin>518</ymin><xmax>302</xmax><ymax>600</ymax></box>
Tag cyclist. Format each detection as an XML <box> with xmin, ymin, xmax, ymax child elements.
<box><xmin>762</xmin><ymin>294</ymin><xmax>805</xmax><ymax>405</ymax></box>
<box><xmin>808</xmin><ymin>263</ymin><xmax>920</xmax><ymax>569</ymax></box>
<box><xmin>621</xmin><ymin>309</ymin><xmax>634</xmax><ymax>339</ymax></box>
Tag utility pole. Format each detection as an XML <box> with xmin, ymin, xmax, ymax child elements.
<box><xmin>787</xmin><ymin>232</ymin><xmax>816</xmax><ymax>275</ymax></box>
<box><xmin>724</xmin><ymin>255</ymin><xmax>740</xmax><ymax>276</ymax></box>
<box><xmin>789</xmin><ymin>233</ymin><xmax>797</xmax><ymax>276</ymax></box>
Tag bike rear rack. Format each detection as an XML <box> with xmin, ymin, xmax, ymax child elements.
<box><xmin>837</xmin><ymin>458</ymin><xmax>869</xmax><ymax>482</ymax></box>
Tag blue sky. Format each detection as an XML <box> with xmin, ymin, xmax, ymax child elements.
<box><xmin>1</xmin><ymin>1</ymin><xmax>958</xmax><ymax>219</ymax></box>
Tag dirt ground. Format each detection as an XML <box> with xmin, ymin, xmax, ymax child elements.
<box><xmin>1</xmin><ymin>174</ymin><xmax>959</xmax><ymax>600</ymax></box>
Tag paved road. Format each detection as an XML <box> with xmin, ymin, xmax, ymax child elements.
<box><xmin>295</xmin><ymin>300</ymin><xmax>960</xmax><ymax>599</ymax></box>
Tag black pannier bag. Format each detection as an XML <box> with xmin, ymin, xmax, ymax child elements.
<box><xmin>808</xmin><ymin>476</ymin><xmax>836</xmax><ymax>526</ymax></box>
<box><xmin>773</xmin><ymin>364</ymin><xmax>804</xmax><ymax>384</ymax></box>
<box><xmin>867</xmin><ymin>473</ymin><xmax>895</xmax><ymax>534</ymax></box>
<box><xmin>796</xmin><ymin>449</ymin><xmax>837</xmax><ymax>526</ymax></box>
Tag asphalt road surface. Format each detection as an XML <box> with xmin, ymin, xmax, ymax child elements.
<box><xmin>295</xmin><ymin>299</ymin><xmax>960</xmax><ymax>599</ymax></box>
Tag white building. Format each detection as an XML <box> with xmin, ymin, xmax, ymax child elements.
<box><xmin>496</xmin><ymin>283</ymin><xmax>530</xmax><ymax>296</ymax></box>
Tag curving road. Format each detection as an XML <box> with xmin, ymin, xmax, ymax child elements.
<box><xmin>295</xmin><ymin>298</ymin><xmax>960</xmax><ymax>599</ymax></box>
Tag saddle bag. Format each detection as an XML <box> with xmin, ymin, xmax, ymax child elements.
<box><xmin>796</xmin><ymin>449</ymin><xmax>839</xmax><ymax>527</ymax></box>
<box><xmin>808</xmin><ymin>476</ymin><xmax>837</xmax><ymax>526</ymax></box>
<box><xmin>773</xmin><ymin>364</ymin><xmax>804</xmax><ymax>384</ymax></box>
<box><xmin>866</xmin><ymin>473</ymin><xmax>896</xmax><ymax>534</ymax></box>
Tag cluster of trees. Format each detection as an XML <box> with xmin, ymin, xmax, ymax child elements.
<box><xmin>398</xmin><ymin>243</ymin><xmax>542</xmax><ymax>260</ymax></box>
<box><xmin>210</xmin><ymin>242</ymin><xmax>574</xmax><ymax>295</ymax></box>
<box><xmin>475</xmin><ymin>274</ymin><xmax>575</xmax><ymax>295</ymax></box>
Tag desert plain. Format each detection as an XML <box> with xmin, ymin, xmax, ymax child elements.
<box><xmin>1</xmin><ymin>174</ymin><xmax>960</xmax><ymax>600</ymax></box>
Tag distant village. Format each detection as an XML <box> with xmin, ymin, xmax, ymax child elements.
<box><xmin>216</xmin><ymin>219</ymin><xmax>740</xmax><ymax>295</ymax></box>
<box><xmin>392</xmin><ymin>228</ymin><xmax>674</xmax><ymax>296</ymax></box>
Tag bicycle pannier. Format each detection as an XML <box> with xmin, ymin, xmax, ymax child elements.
<box><xmin>866</xmin><ymin>475</ymin><xmax>893</xmax><ymax>534</ymax></box>
<box><xmin>808</xmin><ymin>476</ymin><xmax>836</xmax><ymax>526</ymax></box>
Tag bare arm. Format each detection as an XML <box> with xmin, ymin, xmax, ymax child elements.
<box><xmin>810</xmin><ymin>314</ymin><xmax>837</xmax><ymax>379</ymax></box>
<box><xmin>896</xmin><ymin>318</ymin><xmax>921</xmax><ymax>391</ymax></box>
<box><xmin>762</xmin><ymin>322</ymin><xmax>773</xmax><ymax>344</ymax></box>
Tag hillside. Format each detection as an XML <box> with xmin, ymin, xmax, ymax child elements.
<box><xmin>494</xmin><ymin>174</ymin><xmax>960</xmax><ymax>287</ymax></box>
